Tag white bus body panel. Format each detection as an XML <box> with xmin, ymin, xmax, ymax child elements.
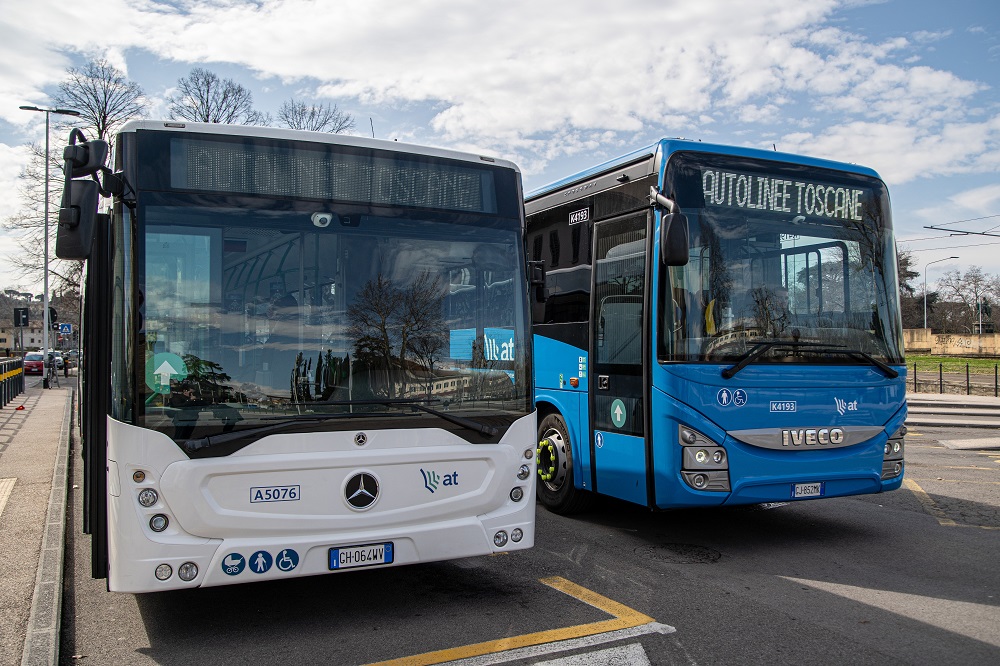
<box><xmin>106</xmin><ymin>413</ymin><xmax>536</xmax><ymax>592</ymax></box>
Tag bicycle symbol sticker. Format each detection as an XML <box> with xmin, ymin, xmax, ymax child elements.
<box><xmin>276</xmin><ymin>548</ymin><xmax>299</xmax><ymax>572</ymax></box>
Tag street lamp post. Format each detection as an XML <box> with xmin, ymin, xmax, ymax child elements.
<box><xmin>923</xmin><ymin>256</ymin><xmax>959</xmax><ymax>331</ymax></box>
<box><xmin>19</xmin><ymin>105</ymin><xmax>80</xmax><ymax>387</ymax></box>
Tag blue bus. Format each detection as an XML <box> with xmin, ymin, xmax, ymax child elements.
<box><xmin>526</xmin><ymin>139</ymin><xmax>906</xmax><ymax>513</ymax></box>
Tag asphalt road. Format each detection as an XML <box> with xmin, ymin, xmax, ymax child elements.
<box><xmin>60</xmin><ymin>426</ymin><xmax>1000</xmax><ymax>665</ymax></box>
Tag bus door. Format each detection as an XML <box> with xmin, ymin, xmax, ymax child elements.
<box><xmin>590</xmin><ymin>212</ymin><xmax>650</xmax><ymax>506</ymax></box>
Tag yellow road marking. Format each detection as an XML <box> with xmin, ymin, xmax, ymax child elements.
<box><xmin>365</xmin><ymin>576</ymin><xmax>655</xmax><ymax>666</ymax></box>
<box><xmin>903</xmin><ymin>478</ymin><xmax>1000</xmax><ymax>530</ymax></box>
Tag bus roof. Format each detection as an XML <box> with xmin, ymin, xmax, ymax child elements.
<box><xmin>524</xmin><ymin>137</ymin><xmax>883</xmax><ymax>201</ymax></box>
<box><xmin>117</xmin><ymin>120</ymin><xmax>521</xmax><ymax>173</ymax></box>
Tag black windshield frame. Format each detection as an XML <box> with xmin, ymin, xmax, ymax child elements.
<box><xmin>658</xmin><ymin>151</ymin><xmax>904</xmax><ymax>367</ymax></box>
<box><xmin>119</xmin><ymin>129</ymin><xmax>531</xmax><ymax>456</ymax></box>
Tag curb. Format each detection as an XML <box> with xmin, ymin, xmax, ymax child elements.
<box><xmin>21</xmin><ymin>388</ymin><xmax>73</xmax><ymax>666</ymax></box>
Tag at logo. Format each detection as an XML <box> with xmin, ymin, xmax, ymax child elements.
<box><xmin>835</xmin><ymin>397</ymin><xmax>859</xmax><ymax>416</ymax></box>
<box><xmin>421</xmin><ymin>468</ymin><xmax>458</xmax><ymax>493</ymax></box>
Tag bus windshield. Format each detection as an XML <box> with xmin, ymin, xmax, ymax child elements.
<box><xmin>136</xmin><ymin>199</ymin><xmax>528</xmax><ymax>451</ymax></box>
<box><xmin>660</xmin><ymin>152</ymin><xmax>904</xmax><ymax>366</ymax></box>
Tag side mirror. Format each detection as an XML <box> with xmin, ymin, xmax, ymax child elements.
<box><xmin>63</xmin><ymin>138</ymin><xmax>108</xmax><ymax>179</ymax></box>
<box><xmin>652</xmin><ymin>188</ymin><xmax>690</xmax><ymax>266</ymax></box>
<box><xmin>660</xmin><ymin>212</ymin><xmax>690</xmax><ymax>266</ymax></box>
<box><xmin>56</xmin><ymin>179</ymin><xmax>98</xmax><ymax>259</ymax></box>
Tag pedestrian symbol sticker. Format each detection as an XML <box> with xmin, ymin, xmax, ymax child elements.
<box><xmin>611</xmin><ymin>399</ymin><xmax>626</xmax><ymax>428</ymax></box>
<box><xmin>276</xmin><ymin>548</ymin><xmax>299</xmax><ymax>572</ymax></box>
<box><xmin>222</xmin><ymin>553</ymin><xmax>245</xmax><ymax>576</ymax></box>
<box><xmin>250</xmin><ymin>550</ymin><xmax>273</xmax><ymax>574</ymax></box>
<box><xmin>717</xmin><ymin>388</ymin><xmax>732</xmax><ymax>406</ymax></box>
<box><xmin>718</xmin><ymin>388</ymin><xmax>748</xmax><ymax>407</ymax></box>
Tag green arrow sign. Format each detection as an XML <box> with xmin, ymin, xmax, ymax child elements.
<box><xmin>145</xmin><ymin>352</ymin><xmax>187</xmax><ymax>395</ymax></box>
<box><xmin>611</xmin><ymin>399</ymin><xmax>626</xmax><ymax>428</ymax></box>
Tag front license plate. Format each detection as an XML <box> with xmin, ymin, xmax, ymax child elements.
<box><xmin>329</xmin><ymin>542</ymin><xmax>394</xmax><ymax>570</ymax></box>
<box><xmin>792</xmin><ymin>482</ymin><xmax>825</xmax><ymax>499</ymax></box>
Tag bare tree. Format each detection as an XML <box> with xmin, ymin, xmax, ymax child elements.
<box><xmin>51</xmin><ymin>58</ymin><xmax>147</xmax><ymax>143</ymax></box>
<box><xmin>937</xmin><ymin>266</ymin><xmax>1000</xmax><ymax>333</ymax></box>
<box><xmin>277</xmin><ymin>99</ymin><xmax>355</xmax><ymax>133</ymax></box>
<box><xmin>4</xmin><ymin>59</ymin><xmax>145</xmax><ymax>294</ymax></box>
<box><xmin>168</xmin><ymin>68</ymin><xmax>269</xmax><ymax>125</ymax></box>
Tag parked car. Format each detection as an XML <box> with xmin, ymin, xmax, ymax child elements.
<box><xmin>24</xmin><ymin>352</ymin><xmax>44</xmax><ymax>375</ymax></box>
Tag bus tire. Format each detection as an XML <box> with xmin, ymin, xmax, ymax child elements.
<box><xmin>536</xmin><ymin>413</ymin><xmax>596</xmax><ymax>515</ymax></box>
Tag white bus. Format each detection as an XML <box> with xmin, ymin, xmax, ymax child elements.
<box><xmin>58</xmin><ymin>121</ymin><xmax>536</xmax><ymax>592</ymax></box>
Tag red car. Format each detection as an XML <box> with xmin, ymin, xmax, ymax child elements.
<box><xmin>23</xmin><ymin>352</ymin><xmax>44</xmax><ymax>375</ymax></box>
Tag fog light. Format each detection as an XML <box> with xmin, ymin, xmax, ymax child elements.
<box><xmin>494</xmin><ymin>531</ymin><xmax>508</xmax><ymax>547</ymax></box>
<box><xmin>893</xmin><ymin>441</ymin><xmax>901</xmax><ymax>453</ymax></box>
<box><xmin>155</xmin><ymin>564</ymin><xmax>172</xmax><ymax>580</ymax></box>
<box><xmin>511</xmin><ymin>528</ymin><xmax>523</xmax><ymax>542</ymax></box>
<box><xmin>149</xmin><ymin>514</ymin><xmax>169</xmax><ymax>532</ymax></box>
<box><xmin>692</xmin><ymin>473</ymin><xmax>708</xmax><ymax>489</ymax></box>
<box><xmin>138</xmin><ymin>488</ymin><xmax>158</xmax><ymax>507</ymax></box>
<box><xmin>695</xmin><ymin>449</ymin><xmax>709</xmax><ymax>464</ymax></box>
<box><xmin>517</xmin><ymin>464</ymin><xmax>531</xmax><ymax>480</ymax></box>
<box><xmin>133</xmin><ymin>470</ymin><xmax>146</xmax><ymax>483</ymax></box>
<box><xmin>510</xmin><ymin>487</ymin><xmax>524</xmax><ymax>502</ymax></box>
<box><xmin>178</xmin><ymin>562</ymin><xmax>198</xmax><ymax>582</ymax></box>
<box><xmin>712</xmin><ymin>450</ymin><xmax>725</xmax><ymax>464</ymax></box>
<box><xmin>894</xmin><ymin>462</ymin><xmax>902</xmax><ymax>475</ymax></box>
<box><xmin>524</xmin><ymin>448</ymin><xmax>534</xmax><ymax>459</ymax></box>
<box><xmin>885</xmin><ymin>443</ymin><xmax>891</xmax><ymax>455</ymax></box>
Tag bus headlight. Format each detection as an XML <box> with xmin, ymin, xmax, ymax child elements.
<box><xmin>510</xmin><ymin>528</ymin><xmax>523</xmax><ymax>543</ymax></box>
<box><xmin>679</xmin><ymin>425</ymin><xmax>730</xmax><ymax>492</ymax></box>
<box><xmin>137</xmin><ymin>488</ymin><xmax>158</xmax><ymax>507</ymax></box>
<box><xmin>517</xmin><ymin>464</ymin><xmax>531</xmax><ymax>480</ymax></box>
<box><xmin>494</xmin><ymin>531</ymin><xmax>508</xmax><ymax>547</ymax></box>
<box><xmin>149</xmin><ymin>514</ymin><xmax>169</xmax><ymax>532</ymax></box>
<box><xmin>178</xmin><ymin>562</ymin><xmax>199</xmax><ymax>582</ymax></box>
<box><xmin>510</xmin><ymin>487</ymin><xmax>524</xmax><ymax>502</ymax></box>
<box><xmin>154</xmin><ymin>564</ymin><xmax>172</xmax><ymax>580</ymax></box>
<box><xmin>882</xmin><ymin>427</ymin><xmax>905</xmax><ymax>479</ymax></box>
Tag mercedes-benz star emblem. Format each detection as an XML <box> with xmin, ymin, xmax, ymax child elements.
<box><xmin>345</xmin><ymin>472</ymin><xmax>379</xmax><ymax>510</ymax></box>
<box><xmin>354</xmin><ymin>432</ymin><xmax>368</xmax><ymax>446</ymax></box>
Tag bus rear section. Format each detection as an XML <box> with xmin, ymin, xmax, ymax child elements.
<box><xmin>527</xmin><ymin>139</ymin><xmax>906</xmax><ymax>513</ymax></box>
<box><xmin>58</xmin><ymin>121</ymin><xmax>536</xmax><ymax>592</ymax></box>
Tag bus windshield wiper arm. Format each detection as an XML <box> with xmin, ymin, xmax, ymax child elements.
<box><xmin>721</xmin><ymin>341</ymin><xmax>898</xmax><ymax>379</ymax></box>
<box><xmin>353</xmin><ymin>398</ymin><xmax>499</xmax><ymax>437</ymax></box>
<box><xmin>312</xmin><ymin>398</ymin><xmax>499</xmax><ymax>437</ymax></box>
<box><xmin>816</xmin><ymin>347</ymin><xmax>899</xmax><ymax>379</ymax></box>
<box><xmin>182</xmin><ymin>411</ymin><xmax>398</xmax><ymax>452</ymax></box>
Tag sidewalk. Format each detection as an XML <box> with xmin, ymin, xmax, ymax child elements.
<box><xmin>0</xmin><ymin>374</ymin><xmax>73</xmax><ymax>666</ymax></box>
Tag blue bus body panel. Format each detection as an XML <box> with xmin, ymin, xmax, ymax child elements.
<box><xmin>650</xmin><ymin>363</ymin><xmax>906</xmax><ymax>507</ymax></box>
<box><xmin>534</xmin><ymin>334</ymin><xmax>591</xmax><ymax>489</ymax></box>
<box><xmin>593</xmin><ymin>431</ymin><xmax>647</xmax><ymax>505</ymax></box>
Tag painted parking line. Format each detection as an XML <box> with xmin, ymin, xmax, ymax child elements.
<box><xmin>365</xmin><ymin>576</ymin><xmax>674</xmax><ymax>666</ymax></box>
<box><xmin>0</xmin><ymin>478</ymin><xmax>14</xmax><ymax>519</ymax></box>
<box><xmin>903</xmin><ymin>478</ymin><xmax>1000</xmax><ymax>530</ymax></box>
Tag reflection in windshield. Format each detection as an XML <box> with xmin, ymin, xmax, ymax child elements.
<box><xmin>138</xmin><ymin>206</ymin><xmax>528</xmax><ymax>444</ymax></box>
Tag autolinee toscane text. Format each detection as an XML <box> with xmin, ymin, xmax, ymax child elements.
<box><xmin>701</xmin><ymin>168</ymin><xmax>870</xmax><ymax>222</ymax></box>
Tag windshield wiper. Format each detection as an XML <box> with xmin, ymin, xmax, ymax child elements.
<box><xmin>721</xmin><ymin>341</ymin><xmax>898</xmax><ymax>379</ymax></box>
<box><xmin>182</xmin><ymin>411</ymin><xmax>400</xmax><ymax>452</ymax></box>
<box><xmin>329</xmin><ymin>398</ymin><xmax>500</xmax><ymax>437</ymax></box>
<box><xmin>815</xmin><ymin>347</ymin><xmax>899</xmax><ymax>379</ymax></box>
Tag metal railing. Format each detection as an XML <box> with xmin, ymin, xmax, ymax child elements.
<box><xmin>910</xmin><ymin>362</ymin><xmax>1000</xmax><ymax>397</ymax></box>
<box><xmin>0</xmin><ymin>358</ymin><xmax>24</xmax><ymax>406</ymax></box>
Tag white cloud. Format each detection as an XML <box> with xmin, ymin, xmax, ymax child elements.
<box><xmin>950</xmin><ymin>185</ymin><xmax>1000</xmax><ymax>214</ymax></box>
<box><xmin>2</xmin><ymin>0</ymin><xmax>998</xmax><ymax>186</ymax></box>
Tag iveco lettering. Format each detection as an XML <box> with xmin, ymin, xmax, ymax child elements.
<box><xmin>526</xmin><ymin>138</ymin><xmax>906</xmax><ymax>515</ymax></box>
<box><xmin>58</xmin><ymin>121</ymin><xmax>536</xmax><ymax>592</ymax></box>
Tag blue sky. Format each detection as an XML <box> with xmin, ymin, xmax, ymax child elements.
<box><xmin>1</xmin><ymin>0</ymin><xmax>998</xmax><ymax>294</ymax></box>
